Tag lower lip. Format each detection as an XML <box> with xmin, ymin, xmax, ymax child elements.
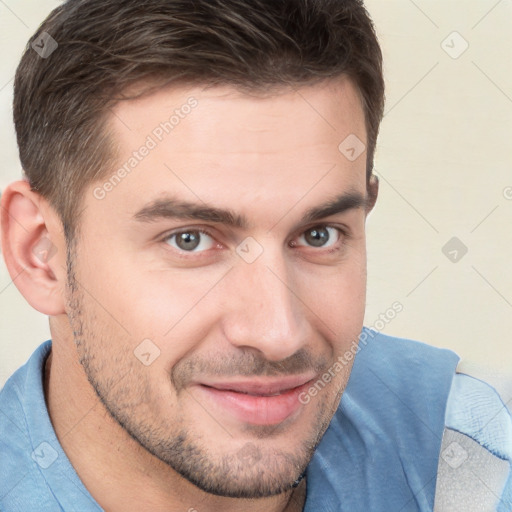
<box><xmin>196</xmin><ymin>382</ymin><xmax>311</xmax><ymax>426</ymax></box>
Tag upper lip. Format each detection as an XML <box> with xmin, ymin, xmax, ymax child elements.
<box><xmin>195</xmin><ymin>374</ymin><xmax>316</xmax><ymax>395</ymax></box>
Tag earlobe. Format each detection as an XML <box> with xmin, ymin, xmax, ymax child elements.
<box><xmin>0</xmin><ymin>180</ymin><xmax>67</xmax><ymax>316</ymax></box>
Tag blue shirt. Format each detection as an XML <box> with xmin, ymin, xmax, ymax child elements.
<box><xmin>1</xmin><ymin>328</ymin><xmax>511</xmax><ymax>511</ymax></box>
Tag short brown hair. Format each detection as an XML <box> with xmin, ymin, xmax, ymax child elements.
<box><xmin>14</xmin><ymin>0</ymin><xmax>385</xmax><ymax>240</ymax></box>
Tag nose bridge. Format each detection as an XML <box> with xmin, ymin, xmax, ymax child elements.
<box><xmin>223</xmin><ymin>250</ymin><xmax>308</xmax><ymax>360</ymax></box>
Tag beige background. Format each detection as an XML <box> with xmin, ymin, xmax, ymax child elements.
<box><xmin>1</xmin><ymin>1</ymin><xmax>511</xmax><ymax>392</ymax></box>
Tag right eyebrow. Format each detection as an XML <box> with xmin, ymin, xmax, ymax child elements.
<box><xmin>132</xmin><ymin>197</ymin><xmax>249</xmax><ymax>229</ymax></box>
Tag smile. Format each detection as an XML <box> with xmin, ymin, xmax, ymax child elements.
<box><xmin>192</xmin><ymin>375</ymin><xmax>316</xmax><ymax>426</ymax></box>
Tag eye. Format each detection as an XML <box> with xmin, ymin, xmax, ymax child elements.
<box><xmin>295</xmin><ymin>226</ymin><xmax>341</xmax><ymax>248</ymax></box>
<box><xmin>164</xmin><ymin>229</ymin><xmax>216</xmax><ymax>253</ymax></box>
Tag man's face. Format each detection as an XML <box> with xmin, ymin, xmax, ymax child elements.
<box><xmin>67</xmin><ymin>77</ymin><xmax>372</xmax><ymax>498</ymax></box>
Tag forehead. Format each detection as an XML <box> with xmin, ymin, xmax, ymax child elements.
<box><xmin>89</xmin><ymin>77</ymin><xmax>367</xmax><ymax>227</ymax></box>
<box><xmin>111</xmin><ymin>76</ymin><xmax>365</xmax><ymax>148</ymax></box>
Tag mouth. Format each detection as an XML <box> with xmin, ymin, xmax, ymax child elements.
<box><xmin>192</xmin><ymin>375</ymin><xmax>316</xmax><ymax>426</ymax></box>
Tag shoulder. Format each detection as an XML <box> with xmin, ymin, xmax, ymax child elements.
<box><xmin>307</xmin><ymin>329</ymin><xmax>512</xmax><ymax>511</ymax></box>
<box><xmin>347</xmin><ymin>327</ymin><xmax>460</xmax><ymax>404</ymax></box>
<box><xmin>435</xmin><ymin>371</ymin><xmax>512</xmax><ymax>511</ymax></box>
<box><xmin>0</xmin><ymin>341</ymin><xmax>64</xmax><ymax>511</ymax></box>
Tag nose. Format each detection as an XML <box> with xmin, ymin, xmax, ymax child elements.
<box><xmin>221</xmin><ymin>251</ymin><xmax>310</xmax><ymax>361</ymax></box>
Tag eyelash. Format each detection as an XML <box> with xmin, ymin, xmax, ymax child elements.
<box><xmin>161</xmin><ymin>225</ymin><xmax>349</xmax><ymax>257</ymax></box>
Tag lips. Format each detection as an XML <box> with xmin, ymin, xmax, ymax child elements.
<box><xmin>192</xmin><ymin>375</ymin><xmax>315</xmax><ymax>426</ymax></box>
<box><xmin>201</xmin><ymin>374</ymin><xmax>314</xmax><ymax>395</ymax></box>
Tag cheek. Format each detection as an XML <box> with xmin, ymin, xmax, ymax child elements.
<box><xmin>297</xmin><ymin>251</ymin><xmax>367</xmax><ymax>344</ymax></box>
<box><xmin>80</xmin><ymin>250</ymin><xmax>229</xmax><ymax>368</ymax></box>
<box><xmin>80</xmin><ymin>241</ymin><xmax>180</xmax><ymax>326</ymax></box>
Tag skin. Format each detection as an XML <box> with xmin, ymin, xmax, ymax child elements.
<box><xmin>1</xmin><ymin>76</ymin><xmax>378</xmax><ymax>512</ymax></box>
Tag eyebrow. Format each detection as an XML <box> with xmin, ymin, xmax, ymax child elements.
<box><xmin>301</xmin><ymin>192</ymin><xmax>367</xmax><ymax>224</ymax></box>
<box><xmin>132</xmin><ymin>191</ymin><xmax>367</xmax><ymax>228</ymax></box>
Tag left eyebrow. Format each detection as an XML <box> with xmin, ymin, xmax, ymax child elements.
<box><xmin>299</xmin><ymin>191</ymin><xmax>368</xmax><ymax>224</ymax></box>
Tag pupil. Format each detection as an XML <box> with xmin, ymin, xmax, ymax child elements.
<box><xmin>177</xmin><ymin>232</ymin><xmax>200</xmax><ymax>251</ymax></box>
<box><xmin>305</xmin><ymin>227</ymin><xmax>329</xmax><ymax>247</ymax></box>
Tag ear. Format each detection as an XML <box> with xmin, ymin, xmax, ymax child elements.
<box><xmin>366</xmin><ymin>173</ymin><xmax>379</xmax><ymax>214</ymax></box>
<box><xmin>0</xmin><ymin>180</ymin><xmax>67</xmax><ymax>315</ymax></box>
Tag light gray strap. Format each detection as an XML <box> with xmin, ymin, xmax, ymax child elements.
<box><xmin>455</xmin><ymin>361</ymin><xmax>512</xmax><ymax>415</ymax></box>
<box><xmin>434</xmin><ymin>428</ymin><xmax>510</xmax><ymax>511</ymax></box>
